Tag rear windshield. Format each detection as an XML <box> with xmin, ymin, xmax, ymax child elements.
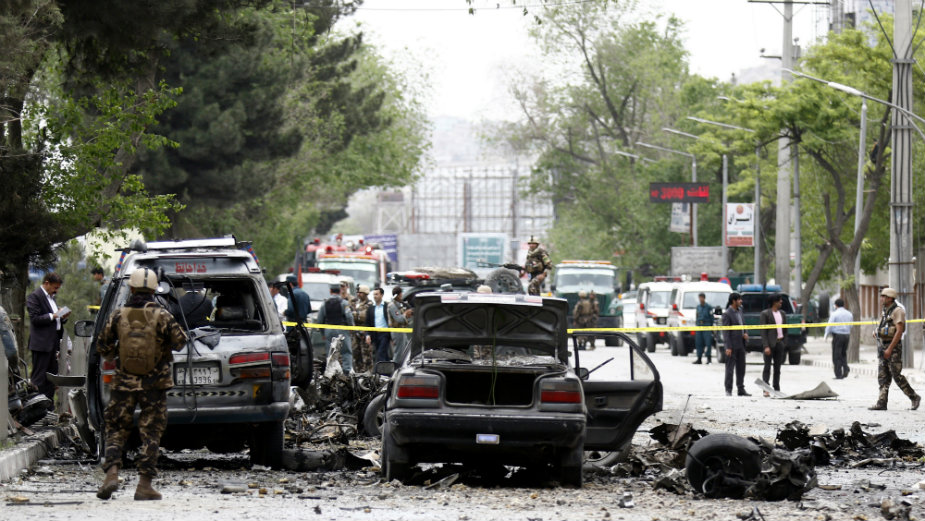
<box><xmin>741</xmin><ymin>294</ymin><xmax>795</xmax><ymax>314</ymax></box>
<box><xmin>682</xmin><ymin>291</ymin><xmax>730</xmax><ymax>310</ymax></box>
<box><xmin>647</xmin><ymin>291</ymin><xmax>671</xmax><ymax>308</ymax></box>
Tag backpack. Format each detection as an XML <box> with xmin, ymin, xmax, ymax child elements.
<box><xmin>117</xmin><ymin>304</ymin><xmax>162</xmax><ymax>375</ymax></box>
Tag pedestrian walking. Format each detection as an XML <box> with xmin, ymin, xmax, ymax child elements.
<box><xmin>95</xmin><ymin>268</ymin><xmax>187</xmax><ymax>500</ymax></box>
<box><xmin>316</xmin><ymin>284</ymin><xmax>355</xmax><ymax>373</ymax></box>
<box><xmin>722</xmin><ymin>292</ymin><xmax>750</xmax><ymax>397</ymax></box>
<box><xmin>760</xmin><ymin>294</ymin><xmax>787</xmax><ymax>395</ymax></box>
<box><xmin>388</xmin><ymin>286</ymin><xmax>413</xmax><ymax>364</ymax></box>
<box><xmin>27</xmin><ymin>273</ymin><xmax>70</xmax><ymax>400</ymax></box>
<box><xmin>693</xmin><ymin>293</ymin><xmax>713</xmax><ymax>365</ymax></box>
<box><xmin>351</xmin><ymin>285</ymin><xmax>373</xmax><ymax>373</ymax></box>
<box><xmin>524</xmin><ymin>236</ymin><xmax>552</xmax><ymax>295</ymax></box>
<box><xmin>824</xmin><ymin>298</ymin><xmax>853</xmax><ymax>379</ymax></box>
<box><xmin>869</xmin><ymin>288</ymin><xmax>920</xmax><ymax>411</ymax></box>
<box><xmin>365</xmin><ymin>287</ymin><xmax>391</xmax><ymax>363</ymax></box>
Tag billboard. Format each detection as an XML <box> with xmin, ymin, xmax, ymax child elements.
<box><xmin>458</xmin><ymin>233</ymin><xmax>508</xmax><ymax>271</ymax></box>
<box><xmin>670</xmin><ymin>246</ymin><xmax>725</xmax><ymax>278</ymax></box>
<box><xmin>649</xmin><ymin>183</ymin><xmax>710</xmax><ymax>203</ymax></box>
<box><xmin>669</xmin><ymin>202</ymin><xmax>691</xmax><ymax>233</ymax></box>
<box><xmin>725</xmin><ymin>203</ymin><xmax>755</xmax><ymax>247</ymax></box>
<box><xmin>364</xmin><ymin>233</ymin><xmax>399</xmax><ymax>264</ymax></box>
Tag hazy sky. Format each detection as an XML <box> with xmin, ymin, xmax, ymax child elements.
<box><xmin>349</xmin><ymin>0</ymin><xmax>832</xmax><ymax>120</ymax></box>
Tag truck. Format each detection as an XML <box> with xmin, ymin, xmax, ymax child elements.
<box><xmin>550</xmin><ymin>260</ymin><xmax>623</xmax><ymax>346</ymax></box>
<box><xmin>316</xmin><ymin>249</ymin><xmax>392</xmax><ymax>292</ymax></box>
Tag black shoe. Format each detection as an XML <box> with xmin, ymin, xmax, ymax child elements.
<box><xmin>693</xmin><ymin>359</ymin><xmax>702</xmax><ymax>365</ymax></box>
<box><xmin>725</xmin><ymin>390</ymin><xmax>732</xmax><ymax>397</ymax></box>
<box><xmin>868</xmin><ymin>403</ymin><xmax>887</xmax><ymax>411</ymax></box>
<box><xmin>706</xmin><ymin>358</ymin><xmax>712</xmax><ymax>365</ymax></box>
<box><xmin>912</xmin><ymin>395</ymin><xmax>921</xmax><ymax>411</ymax></box>
<box><xmin>844</xmin><ymin>367</ymin><xmax>850</xmax><ymax>377</ymax></box>
<box><xmin>737</xmin><ymin>390</ymin><xmax>752</xmax><ymax>397</ymax></box>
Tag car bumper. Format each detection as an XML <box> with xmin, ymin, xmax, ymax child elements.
<box><xmin>154</xmin><ymin>402</ymin><xmax>290</xmax><ymax>425</ymax></box>
<box><xmin>387</xmin><ymin>409</ymin><xmax>585</xmax><ymax>451</ymax></box>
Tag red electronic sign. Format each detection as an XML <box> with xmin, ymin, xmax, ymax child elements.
<box><xmin>649</xmin><ymin>183</ymin><xmax>710</xmax><ymax>203</ymax></box>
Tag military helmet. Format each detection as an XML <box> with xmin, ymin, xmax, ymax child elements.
<box><xmin>358</xmin><ymin>284</ymin><xmax>371</xmax><ymax>294</ymax></box>
<box><xmin>578</xmin><ymin>290</ymin><xmax>588</xmax><ymax>298</ymax></box>
<box><xmin>128</xmin><ymin>268</ymin><xmax>158</xmax><ymax>292</ymax></box>
<box><xmin>476</xmin><ymin>285</ymin><xmax>492</xmax><ymax>294</ymax></box>
<box><xmin>526</xmin><ymin>235</ymin><xmax>540</xmax><ymax>244</ymax></box>
<box><xmin>881</xmin><ymin>287</ymin><xmax>898</xmax><ymax>299</ymax></box>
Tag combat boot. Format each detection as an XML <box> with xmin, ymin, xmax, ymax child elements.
<box><xmin>134</xmin><ymin>475</ymin><xmax>162</xmax><ymax>500</ymax></box>
<box><xmin>96</xmin><ymin>466</ymin><xmax>119</xmax><ymax>500</ymax></box>
<box><xmin>912</xmin><ymin>394</ymin><xmax>921</xmax><ymax>411</ymax></box>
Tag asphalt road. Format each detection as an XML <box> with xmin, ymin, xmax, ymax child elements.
<box><xmin>4</xmin><ymin>336</ymin><xmax>925</xmax><ymax>520</ymax></box>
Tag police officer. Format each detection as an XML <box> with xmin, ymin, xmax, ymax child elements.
<box><xmin>869</xmin><ymin>288</ymin><xmax>920</xmax><ymax>411</ymax></box>
<box><xmin>284</xmin><ymin>274</ymin><xmax>311</xmax><ymax>325</ymax></box>
<box><xmin>573</xmin><ymin>290</ymin><xmax>596</xmax><ymax>350</ymax></box>
<box><xmin>316</xmin><ymin>284</ymin><xmax>355</xmax><ymax>373</ymax></box>
<box><xmin>693</xmin><ymin>293</ymin><xmax>713</xmax><ymax>365</ymax></box>
<box><xmin>96</xmin><ymin>268</ymin><xmax>187</xmax><ymax>501</ymax></box>
<box><xmin>524</xmin><ymin>236</ymin><xmax>552</xmax><ymax>296</ymax></box>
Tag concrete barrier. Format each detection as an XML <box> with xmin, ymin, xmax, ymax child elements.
<box><xmin>0</xmin><ymin>427</ymin><xmax>65</xmax><ymax>482</ymax></box>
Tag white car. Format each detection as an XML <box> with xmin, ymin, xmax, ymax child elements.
<box><xmin>634</xmin><ymin>281</ymin><xmax>681</xmax><ymax>353</ymax></box>
<box><xmin>665</xmin><ymin>281</ymin><xmax>732</xmax><ymax>357</ymax></box>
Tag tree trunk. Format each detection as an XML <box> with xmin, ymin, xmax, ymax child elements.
<box><xmin>838</xmin><ymin>252</ymin><xmax>862</xmax><ymax>363</ymax></box>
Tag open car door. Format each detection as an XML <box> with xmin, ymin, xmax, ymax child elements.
<box><xmin>579</xmin><ymin>332</ymin><xmax>663</xmax><ymax>452</ymax></box>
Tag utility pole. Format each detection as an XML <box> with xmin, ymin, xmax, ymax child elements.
<box><xmin>754</xmin><ymin>146</ymin><xmax>762</xmax><ymax>284</ymax></box>
<box><xmin>722</xmin><ymin>154</ymin><xmax>729</xmax><ymax>277</ymax></box>
<box><xmin>775</xmin><ymin>0</ymin><xmax>794</xmax><ymax>294</ymax></box>
<box><xmin>891</xmin><ymin>0</ymin><xmax>918</xmax><ymax>368</ymax></box>
<box><xmin>792</xmin><ymin>145</ymin><xmax>801</xmax><ymax>300</ymax></box>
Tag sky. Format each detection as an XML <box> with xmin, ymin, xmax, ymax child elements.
<box><xmin>349</xmin><ymin>0</ymin><xmax>835</xmax><ymax>121</ymax></box>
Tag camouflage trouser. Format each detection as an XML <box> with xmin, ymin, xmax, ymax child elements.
<box><xmin>102</xmin><ymin>388</ymin><xmax>168</xmax><ymax>477</ymax></box>
<box><xmin>352</xmin><ymin>332</ymin><xmax>373</xmax><ymax>373</ymax></box>
<box><xmin>527</xmin><ymin>277</ymin><xmax>542</xmax><ymax>295</ymax></box>
<box><xmin>876</xmin><ymin>343</ymin><xmax>919</xmax><ymax>405</ymax></box>
<box><xmin>575</xmin><ymin>318</ymin><xmax>594</xmax><ymax>349</ymax></box>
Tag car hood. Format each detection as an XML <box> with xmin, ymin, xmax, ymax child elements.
<box><xmin>411</xmin><ymin>293</ymin><xmax>569</xmax><ymax>361</ymax></box>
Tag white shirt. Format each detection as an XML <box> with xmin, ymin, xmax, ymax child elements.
<box><xmin>273</xmin><ymin>293</ymin><xmax>288</xmax><ymax>319</ymax></box>
<box><xmin>772</xmin><ymin>310</ymin><xmax>783</xmax><ymax>339</ymax></box>
<box><xmin>41</xmin><ymin>286</ymin><xmax>61</xmax><ymax>331</ymax></box>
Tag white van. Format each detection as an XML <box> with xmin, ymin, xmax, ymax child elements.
<box><xmin>665</xmin><ymin>281</ymin><xmax>732</xmax><ymax>357</ymax></box>
<box><xmin>634</xmin><ymin>281</ymin><xmax>681</xmax><ymax>353</ymax></box>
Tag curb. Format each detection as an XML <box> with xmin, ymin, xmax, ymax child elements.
<box><xmin>0</xmin><ymin>427</ymin><xmax>67</xmax><ymax>482</ymax></box>
<box><xmin>802</xmin><ymin>357</ymin><xmax>879</xmax><ymax>378</ymax></box>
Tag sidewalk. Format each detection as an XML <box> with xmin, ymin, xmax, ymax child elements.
<box><xmin>800</xmin><ymin>334</ymin><xmax>925</xmax><ymax>379</ymax></box>
<box><xmin>0</xmin><ymin>420</ymin><xmax>69</xmax><ymax>482</ymax></box>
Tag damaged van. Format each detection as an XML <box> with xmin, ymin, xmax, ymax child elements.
<box><xmin>378</xmin><ymin>292</ymin><xmax>662</xmax><ymax>487</ymax></box>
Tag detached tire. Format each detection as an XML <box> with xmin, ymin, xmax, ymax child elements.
<box><xmin>486</xmin><ymin>268</ymin><xmax>524</xmax><ymax>294</ymax></box>
<box><xmin>363</xmin><ymin>393</ymin><xmax>386</xmax><ymax>437</ymax></box>
<box><xmin>686</xmin><ymin>433</ymin><xmax>762</xmax><ymax>498</ymax></box>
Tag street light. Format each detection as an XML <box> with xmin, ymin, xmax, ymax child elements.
<box><xmin>684</xmin><ymin>116</ymin><xmax>760</xmax><ymax>283</ymax></box>
<box><xmin>636</xmin><ymin>141</ymin><xmax>697</xmax><ymax>246</ymax></box>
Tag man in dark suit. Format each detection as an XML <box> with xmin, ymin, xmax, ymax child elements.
<box><xmin>365</xmin><ymin>287</ymin><xmax>391</xmax><ymax>364</ymax></box>
<box><xmin>27</xmin><ymin>272</ymin><xmax>70</xmax><ymax>399</ymax></box>
<box><xmin>760</xmin><ymin>294</ymin><xmax>787</xmax><ymax>395</ymax></box>
<box><xmin>722</xmin><ymin>292</ymin><xmax>750</xmax><ymax>397</ymax></box>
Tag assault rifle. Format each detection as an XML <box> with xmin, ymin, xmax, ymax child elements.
<box><xmin>476</xmin><ymin>260</ymin><xmax>525</xmax><ymax>274</ymax></box>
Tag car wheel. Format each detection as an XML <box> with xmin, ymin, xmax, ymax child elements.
<box><xmin>605</xmin><ymin>336</ymin><xmax>619</xmax><ymax>346</ymax></box>
<box><xmin>362</xmin><ymin>393</ymin><xmax>386</xmax><ymax>437</ymax></box>
<box><xmin>669</xmin><ymin>336</ymin><xmax>679</xmax><ymax>356</ymax></box>
<box><xmin>788</xmin><ymin>348</ymin><xmax>802</xmax><ymax>365</ymax></box>
<box><xmin>583</xmin><ymin>443</ymin><xmax>631</xmax><ymax>469</ymax></box>
<box><xmin>646</xmin><ymin>332</ymin><xmax>658</xmax><ymax>350</ymax></box>
<box><xmin>381</xmin><ymin>426</ymin><xmax>412</xmax><ymax>483</ymax></box>
<box><xmin>681</xmin><ymin>338</ymin><xmax>692</xmax><ymax>356</ymax></box>
<box><xmin>559</xmin><ymin>446</ymin><xmax>583</xmax><ymax>488</ymax></box>
<box><xmin>636</xmin><ymin>334</ymin><xmax>647</xmax><ymax>351</ymax></box>
<box><xmin>485</xmin><ymin>268</ymin><xmax>524</xmax><ymax>294</ymax></box>
<box><xmin>685</xmin><ymin>433</ymin><xmax>762</xmax><ymax>498</ymax></box>
<box><xmin>251</xmin><ymin>420</ymin><xmax>284</xmax><ymax>469</ymax></box>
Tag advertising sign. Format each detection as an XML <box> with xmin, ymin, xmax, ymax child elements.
<box><xmin>364</xmin><ymin>233</ymin><xmax>399</xmax><ymax>264</ymax></box>
<box><xmin>670</xmin><ymin>246</ymin><xmax>725</xmax><ymax>278</ymax></box>
<box><xmin>669</xmin><ymin>202</ymin><xmax>691</xmax><ymax>233</ymax></box>
<box><xmin>458</xmin><ymin>233</ymin><xmax>509</xmax><ymax>270</ymax></box>
<box><xmin>649</xmin><ymin>183</ymin><xmax>710</xmax><ymax>203</ymax></box>
<box><xmin>725</xmin><ymin>203</ymin><xmax>755</xmax><ymax>247</ymax></box>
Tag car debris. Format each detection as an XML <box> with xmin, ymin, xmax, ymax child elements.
<box><xmin>754</xmin><ymin>379</ymin><xmax>839</xmax><ymax>400</ymax></box>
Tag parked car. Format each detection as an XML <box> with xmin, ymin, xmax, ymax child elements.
<box><xmin>74</xmin><ymin>237</ymin><xmax>291</xmax><ymax>468</ymax></box>
<box><xmin>635</xmin><ymin>281</ymin><xmax>681</xmax><ymax>352</ymax></box>
<box><xmin>377</xmin><ymin>292</ymin><xmax>663</xmax><ymax>487</ymax></box>
<box><xmin>620</xmin><ymin>295</ymin><xmax>638</xmax><ymax>330</ymax></box>
<box><xmin>665</xmin><ymin>282</ymin><xmax>733</xmax><ymax>357</ymax></box>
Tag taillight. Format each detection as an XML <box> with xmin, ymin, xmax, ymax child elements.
<box><xmin>102</xmin><ymin>359</ymin><xmax>116</xmax><ymax>384</ymax></box>
<box><xmin>271</xmin><ymin>353</ymin><xmax>289</xmax><ymax>367</ymax></box>
<box><xmin>229</xmin><ymin>352</ymin><xmax>270</xmax><ymax>365</ymax></box>
<box><xmin>396</xmin><ymin>374</ymin><xmax>440</xmax><ymax>399</ymax></box>
<box><xmin>639</xmin><ymin>303</ymin><xmax>645</xmax><ymax>310</ymax></box>
<box><xmin>540</xmin><ymin>379</ymin><xmax>582</xmax><ymax>404</ymax></box>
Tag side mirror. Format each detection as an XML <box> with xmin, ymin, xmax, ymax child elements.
<box><xmin>576</xmin><ymin>367</ymin><xmax>590</xmax><ymax>380</ymax></box>
<box><xmin>375</xmin><ymin>361</ymin><xmax>396</xmax><ymax>377</ymax></box>
<box><xmin>74</xmin><ymin>320</ymin><xmax>95</xmax><ymax>338</ymax></box>
<box><xmin>549</xmin><ymin>284</ymin><xmax>556</xmax><ymax>292</ymax></box>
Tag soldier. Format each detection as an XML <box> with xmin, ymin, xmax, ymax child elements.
<box><xmin>388</xmin><ymin>286</ymin><xmax>413</xmax><ymax>364</ymax></box>
<box><xmin>316</xmin><ymin>284</ymin><xmax>355</xmax><ymax>373</ymax></box>
<box><xmin>588</xmin><ymin>290</ymin><xmax>600</xmax><ymax>349</ymax></box>
<box><xmin>573</xmin><ymin>290</ymin><xmax>596</xmax><ymax>350</ymax></box>
<box><xmin>96</xmin><ymin>268</ymin><xmax>187</xmax><ymax>501</ymax></box>
<box><xmin>869</xmin><ymin>288</ymin><xmax>921</xmax><ymax>411</ymax></box>
<box><xmin>524</xmin><ymin>236</ymin><xmax>552</xmax><ymax>296</ymax></box>
<box><xmin>351</xmin><ymin>285</ymin><xmax>373</xmax><ymax>373</ymax></box>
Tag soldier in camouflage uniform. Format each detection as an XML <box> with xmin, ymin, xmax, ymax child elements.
<box><xmin>524</xmin><ymin>236</ymin><xmax>552</xmax><ymax>296</ymax></box>
<box><xmin>351</xmin><ymin>285</ymin><xmax>373</xmax><ymax>373</ymax></box>
<box><xmin>869</xmin><ymin>287</ymin><xmax>920</xmax><ymax>411</ymax></box>
<box><xmin>573</xmin><ymin>290</ymin><xmax>596</xmax><ymax>350</ymax></box>
<box><xmin>96</xmin><ymin>268</ymin><xmax>188</xmax><ymax>501</ymax></box>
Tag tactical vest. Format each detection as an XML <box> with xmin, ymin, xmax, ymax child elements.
<box><xmin>117</xmin><ymin>304</ymin><xmax>162</xmax><ymax>375</ymax></box>
<box><xmin>576</xmin><ymin>299</ymin><xmax>593</xmax><ymax>316</ymax></box>
<box><xmin>878</xmin><ymin>303</ymin><xmax>899</xmax><ymax>342</ymax></box>
<box><xmin>324</xmin><ymin>297</ymin><xmax>346</xmax><ymax>325</ymax></box>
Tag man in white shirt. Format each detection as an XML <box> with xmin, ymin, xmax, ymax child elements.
<box><xmin>269</xmin><ymin>282</ymin><xmax>287</xmax><ymax>321</ymax></box>
<box><xmin>759</xmin><ymin>294</ymin><xmax>787</xmax><ymax>395</ymax></box>
<box><xmin>823</xmin><ymin>298</ymin><xmax>853</xmax><ymax>379</ymax></box>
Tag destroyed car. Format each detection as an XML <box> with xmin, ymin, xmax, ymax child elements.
<box><xmin>378</xmin><ymin>292</ymin><xmax>663</xmax><ymax>487</ymax></box>
<box><xmin>74</xmin><ymin>237</ymin><xmax>291</xmax><ymax>468</ymax></box>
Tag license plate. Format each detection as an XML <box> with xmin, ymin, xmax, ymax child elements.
<box><xmin>476</xmin><ymin>433</ymin><xmax>500</xmax><ymax>445</ymax></box>
<box><xmin>175</xmin><ymin>365</ymin><xmax>220</xmax><ymax>385</ymax></box>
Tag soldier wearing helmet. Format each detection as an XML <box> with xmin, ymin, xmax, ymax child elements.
<box><xmin>523</xmin><ymin>236</ymin><xmax>552</xmax><ymax>296</ymax></box>
<box><xmin>573</xmin><ymin>290</ymin><xmax>597</xmax><ymax>350</ymax></box>
<box><xmin>869</xmin><ymin>287</ymin><xmax>920</xmax><ymax>411</ymax></box>
<box><xmin>96</xmin><ymin>268</ymin><xmax>187</xmax><ymax>501</ymax></box>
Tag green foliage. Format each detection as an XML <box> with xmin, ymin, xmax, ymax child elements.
<box><xmin>49</xmin><ymin>241</ymin><xmax>105</xmax><ymax>325</ymax></box>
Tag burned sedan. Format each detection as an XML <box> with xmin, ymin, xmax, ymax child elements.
<box><xmin>379</xmin><ymin>292</ymin><xmax>662</xmax><ymax>487</ymax></box>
